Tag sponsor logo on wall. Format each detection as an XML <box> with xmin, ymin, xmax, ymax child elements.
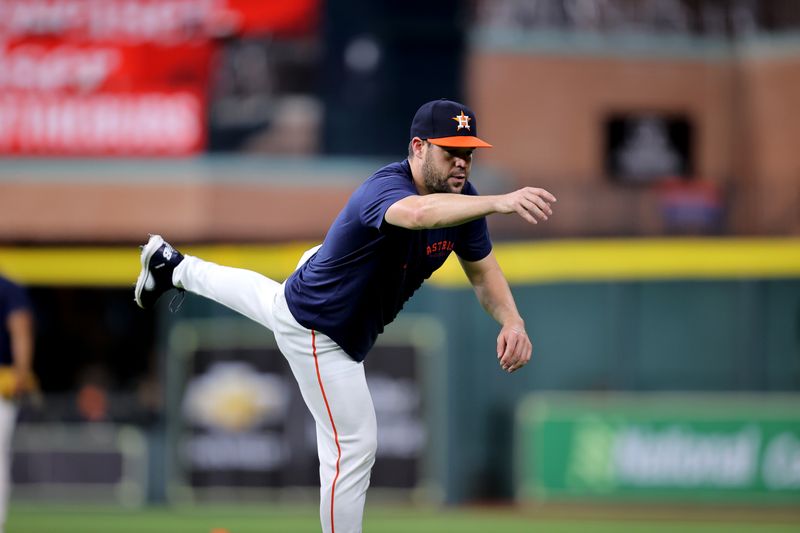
<box><xmin>519</xmin><ymin>394</ymin><xmax>800</xmax><ymax>502</ymax></box>
<box><xmin>180</xmin><ymin>345</ymin><xmax>425</xmax><ymax>489</ymax></box>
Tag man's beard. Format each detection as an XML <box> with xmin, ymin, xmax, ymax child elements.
<box><xmin>422</xmin><ymin>150</ymin><xmax>467</xmax><ymax>194</ymax></box>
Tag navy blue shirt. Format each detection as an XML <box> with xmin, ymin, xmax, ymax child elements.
<box><xmin>0</xmin><ymin>276</ymin><xmax>31</xmax><ymax>366</ymax></box>
<box><xmin>285</xmin><ymin>160</ymin><xmax>492</xmax><ymax>362</ymax></box>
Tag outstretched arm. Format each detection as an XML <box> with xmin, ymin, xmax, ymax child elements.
<box><xmin>460</xmin><ymin>253</ymin><xmax>532</xmax><ymax>374</ymax></box>
<box><xmin>7</xmin><ymin>309</ymin><xmax>35</xmax><ymax>395</ymax></box>
<box><xmin>385</xmin><ymin>187</ymin><xmax>556</xmax><ymax>230</ymax></box>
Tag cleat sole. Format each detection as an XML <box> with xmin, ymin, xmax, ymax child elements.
<box><xmin>134</xmin><ymin>234</ymin><xmax>165</xmax><ymax>309</ymax></box>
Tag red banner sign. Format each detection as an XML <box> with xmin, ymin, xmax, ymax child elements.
<box><xmin>0</xmin><ymin>92</ymin><xmax>204</xmax><ymax>155</ymax></box>
<box><xmin>0</xmin><ymin>41</ymin><xmax>213</xmax><ymax>93</ymax></box>
<box><xmin>0</xmin><ymin>0</ymin><xmax>318</xmax><ymax>43</ymax></box>
<box><xmin>0</xmin><ymin>0</ymin><xmax>318</xmax><ymax>155</ymax></box>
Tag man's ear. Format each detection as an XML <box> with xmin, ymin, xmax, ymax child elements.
<box><xmin>411</xmin><ymin>137</ymin><xmax>426</xmax><ymax>159</ymax></box>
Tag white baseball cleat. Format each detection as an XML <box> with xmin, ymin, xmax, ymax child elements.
<box><xmin>134</xmin><ymin>234</ymin><xmax>185</xmax><ymax>311</ymax></box>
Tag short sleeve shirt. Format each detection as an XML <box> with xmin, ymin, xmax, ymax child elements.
<box><xmin>284</xmin><ymin>160</ymin><xmax>492</xmax><ymax>361</ymax></box>
<box><xmin>0</xmin><ymin>276</ymin><xmax>31</xmax><ymax>366</ymax></box>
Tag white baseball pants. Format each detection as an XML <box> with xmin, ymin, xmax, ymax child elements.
<box><xmin>0</xmin><ymin>398</ymin><xmax>17</xmax><ymax>533</ymax></box>
<box><xmin>174</xmin><ymin>254</ymin><xmax>377</xmax><ymax>533</ymax></box>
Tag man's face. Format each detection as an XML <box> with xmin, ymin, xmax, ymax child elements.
<box><xmin>421</xmin><ymin>142</ymin><xmax>474</xmax><ymax>194</ymax></box>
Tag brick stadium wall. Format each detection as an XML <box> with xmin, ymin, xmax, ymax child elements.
<box><xmin>0</xmin><ymin>181</ymin><xmax>353</xmax><ymax>243</ymax></box>
<box><xmin>1</xmin><ymin>45</ymin><xmax>798</xmax><ymax>243</ymax></box>
<box><xmin>468</xmin><ymin>54</ymin><xmax>735</xmax><ymax>184</ymax></box>
<box><xmin>0</xmin><ymin>159</ymin><xmax>371</xmax><ymax>243</ymax></box>
<box><xmin>466</xmin><ymin>44</ymin><xmax>800</xmax><ymax>236</ymax></box>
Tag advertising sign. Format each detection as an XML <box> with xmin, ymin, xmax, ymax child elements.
<box><xmin>0</xmin><ymin>0</ymin><xmax>318</xmax><ymax>155</ymax></box>
<box><xmin>517</xmin><ymin>393</ymin><xmax>800</xmax><ymax>503</ymax></box>
<box><xmin>179</xmin><ymin>344</ymin><xmax>425</xmax><ymax>490</ymax></box>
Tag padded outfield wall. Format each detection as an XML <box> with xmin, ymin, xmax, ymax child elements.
<box><xmin>0</xmin><ymin>238</ymin><xmax>798</xmax><ymax>503</ymax></box>
<box><xmin>405</xmin><ymin>238</ymin><xmax>800</xmax><ymax>503</ymax></box>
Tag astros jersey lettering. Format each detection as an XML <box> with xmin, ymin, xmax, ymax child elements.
<box><xmin>284</xmin><ymin>159</ymin><xmax>492</xmax><ymax>362</ymax></box>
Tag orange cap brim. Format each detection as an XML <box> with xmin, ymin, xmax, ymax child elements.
<box><xmin>428</xmin><ymin>136</ymin><xmax>493</xmax><ymax>148</ymax></box>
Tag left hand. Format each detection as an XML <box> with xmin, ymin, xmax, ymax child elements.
<box><xmin>496</xmin><ymin>325</ymin><xmax>532</xmax><ymax>373</ymax></box>
<box><xmin>0</xmin><ymin>367</ymin><xmax>38</xmax><ymax>399</ymax></box>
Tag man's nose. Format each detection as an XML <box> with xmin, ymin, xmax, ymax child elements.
<box><xmin>454</xmin><ymin>157</ymin><xmax>467</xmax><ymax>168</ymax></box>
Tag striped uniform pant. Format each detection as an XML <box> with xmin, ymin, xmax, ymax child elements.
<box><xmin>174</xmin><ymin>252</ymin><xmax>376</xmax><ymax>533</ymax></box>
<box><xmin>0</xmin><ymin>398</ymin><xmax>16</xmax><ymax>533</ymax></box>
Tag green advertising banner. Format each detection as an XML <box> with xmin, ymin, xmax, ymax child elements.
<box><xmin>516</xmin><ymin>393</ymin><xmax>800</xmax><ymax>503</ymax></box>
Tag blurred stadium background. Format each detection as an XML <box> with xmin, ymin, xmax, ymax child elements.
<box><xmin>0</xmin><ymin>0</ymin><xmax>799</xmax><ymax>531</ymax></box>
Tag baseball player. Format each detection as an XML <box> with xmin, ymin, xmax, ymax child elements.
<box><xmin>0</xmin><ymin>275</ymin><xmax>35</xmax><ymax>533</ymax></box>
<box><xmin>135</xmin><ymin>99</ymin><xmax>555</xmax><ymax>533</ymax></box>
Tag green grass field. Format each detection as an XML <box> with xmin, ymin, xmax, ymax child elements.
<box><xmin>7</xmin><ymin>504</ymin><xmax>799</xmax><ymax>533</ymax></box>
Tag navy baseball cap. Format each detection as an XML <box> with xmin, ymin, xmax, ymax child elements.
<box><xmin>410</xmin><ymin>99</ymin><xmax>492</xmax><ymax>148</ymax></box>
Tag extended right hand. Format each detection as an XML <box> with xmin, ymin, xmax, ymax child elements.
<box><xmin>496</xmin><ymin>187</ymin><xmax>556</xmax><ymax>225</ymax></box>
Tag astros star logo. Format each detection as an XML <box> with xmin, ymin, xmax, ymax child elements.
<box><xmin>452</xmin><ymin>110</ymin><xmax>471</xmax><ymax>131</ymax></box>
